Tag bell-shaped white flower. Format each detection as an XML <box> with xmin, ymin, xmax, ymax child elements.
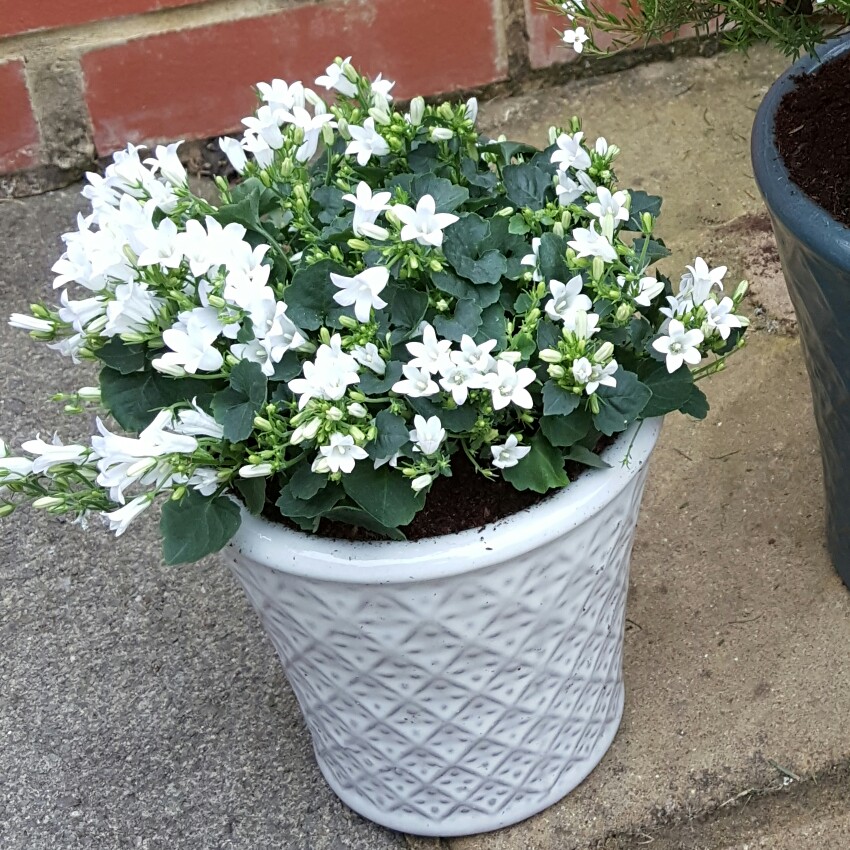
<box><xmin>345</xmin><ymin>117</ymin><xmax>390</xmax><ymax>166</ymax></box>
<box><xmin>342</xmin><ymin>181</ymin><xmax>392</xmax><ymax>236</ymax></box>
<box><xmin>551</xmin><ymin>131</ymin><xmax>591</xmax><ymax>172</ymax></box>
<box><xmin>545</xmin><ymin>276</ymin><xmax>593</xmax><ymax>323</ymax></box>
<box><xmin>491</xmin><ymin>435</ymin><xmax>531</xmax><ymax>469</ymax></box>
<box><xmin>330</xmin><ymin>266</ymin><xmax>389</xmax><ymax>323</ymax></box>
<box><xmin>352</xmin><ymin>343</ymin><xmax>386</xmax><ymax>375</ymax></box>
<box><xmin>406</xmin><ymin>324</ymin><xmax>453</xmax><ymax>374</ymax></box>
<box><xmin>102</xmin><ymin>495</ymin><xmax>152</xmax><ymax>537</ymax></box>
<box><xmin>568</xmin><ymin>221</ymin><xmax>618</xmax><ymax>263</ymax></box>
<box><xmin>562</xmin><ymin>26</ymin><xmax>590</xmax><ymax>54</ymax></box>
<box><xmin>652</xmin><ymin>319</ymin><xmax>705</xmax><ymax>373</ymax></box>
<box><xmin>680</xmin><ymin>257</ymin><xmax>727</xmax><ymax>305</ymax></box>
<box><xmin>21</xmin><ymin>436</ymin><xmax>89</xmax><ymax>473</ymax></box>
<box><xmin>410</xmin><ymin>415</ymin><xmax>446</xmax><ymax>456</ymax></box>
<box><xmin>393</xmin><ymin>194</ymin><xmax>459</xmax><ymax>248</ymax></box>
<box><xmin>315</xmin><ymin>58</ymin><xmax>358</xmax><ymax>98</ymax></box>
<box><xmin>486</xmin><ymin>360</ymin><xmax>536</xmax><ymax>411</ymax></box>
<box><xmin>144</xmin><ymin>141</ymin><xmax>187</xmax><ymax>186</ymax></box>
<box><xmin>313</xmin><ymin>432</ymin><xmax>368</xmax><ymax>474</ymax></box>
<box><xmin>392</xmin><ymin>364</ymin><xmax>439</xmax><ymax>398</ymax></box>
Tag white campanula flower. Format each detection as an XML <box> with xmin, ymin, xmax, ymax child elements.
<box><xmin>345</xmin><ymin>117</ymin><xmax>390</xmax><ymax>166</ymax></box>
<box><xmin>392</xmin><ymin>364</ymin><xmax>439</xmax><ymax>398</ymax></box>
<box><xmin>82</xmin><ymin>171</ymin><xmax>121</xmax><ymax>213</ymax></box>
<box><xmin>406</xmin><ymin>323</ymin><xmax>453</xmax><ymax>374</ymax></box>
<box><xmin>571</xmin><ymin>356</ymin><xmax>618</xmax><ymax>394</ymax></box>
<box><xmin>393</xmin><ymin>194</ymin><xmax>459</xmax><ymax>247</ymax></box>
<box><xmin>9</xmin><ymin>314</ymin><xmax>52</xmax><ymax>333</ymax></box>
<box><xmin>281</xmin><ymin>105</ymin><xmax>337</xmax><ymax>162</ymax></box>
<box><xmin>486</xmin><ymin>360</ymin><xmax>536</xmax><ymax>410</ymax></box>
<box><xmin>229</xmin><ymin>337</ymin><xmax>278</xmax><ymax>377</ymax></box>
<box><xmin>21</xmin><ymin>436</ymin><xmax>89</xmax><ymax>473</ymax></box>
<box><xmin>545</xmin><ymin>276</ymin><xmax>593</xmax><ymax>323</ymax></box>
<box><xmin>465</xmin><ymin>97</ymin><xmax>479</xmax><ymax>124</ymax></box>
<box><xmin>175</xmin><ymin>219</ymin><xmax>217</xmax><ymax>278</ymax></box>
<box><xmin>410</xmin><ymin>415</ymin><xmax>446</xmax><ymax>456</ymax></box>
<box><xmin>652</xmin><ymin>319</ymin><xmax>705</xmax><ymax>373</ymax></box>
<box><xmin>659</xmin><ymin>294</ymin><xmax>693</xmax><ymax>321</ymax></box>
<box><xmin>315</xmin><ymin>57</ymin><xmax>358</xmax><ymax>98</ymax></box>
<box><xmin>520</xmin><ymin>237</ymin><xmax>543</xmax><ymax>281</ymax></box>
<box><xmin>102</xmin><ymin>495</ymin><xmax>152</xmax><ymax>537</ymax></box>
<box><xmin>491</xmin><ymin>435</ymin><xmax>531</xmax><ymax>469</ymax></box>
<box><xmin>103</xmin><ymin>282</ymin><xmax>164</xmax><ymax>338</ymax></box>
<box><xmin>704</xmin><ymin>296</ymin><xmax>745</xmax><ymax>340</ymax></box>
<box><xmin>173</xmin><ymin>400</ymin><xmax>224</xmax><ymax>439</ymax></box>
<box><xmin>330</xmin><ymin>266</ymin><xmax>390</xmax><ymax>323</ymax></box>
<box><xmin>342</xmin><ymin>181</ymin><xmax>392</xmax><ymax>236</ymax></box>
<box><xmin>136</xmin><ymin>217</ymin><xmax>183</xmax><ymax>269</ymax></box>
<box><xmin>631</xmin><ymin>275</ymin><xmax>665</xmax><ymax>307</ymax></box>
<box><xmin>144</xmin><ymin>141</ymin><xmax>187</xmax><ymax>186</ymax></box>
<box><xmin>351</xmin><ymin>343</ymin><xmax>386</xmax><ymax>375</ymax></box>
<box><xmin>452</xmin><ymin>335</ymin><xmax>497</xmax><ymax>374</ymax></box>
<box><xmin>438</xmin><ymin>361</ymin><xmax>486</xmax><ymax>405</ymax></box>
<box><xmin>48</xmin><ymin>333</ymin><xmax>84</xmax><ymax>363</ymax></box>
<box><xmin>156</xmin><ymin>308</ymin><xmax>224</xmax><ymax>375</ymax></box>
<box><xmin>257</xmin><ymin>78</ymin><xmax>306</xmax><ymax>112</ymax></box>
<box><xmin>0</xmin><ymin>453</ymin><xmax>35</xmax><ymax>479</ymax></box>
<box><xmin>680</xmin><ymin>257</ymin><xmax>727</xmax><ymax>304</ymax></box>
<box><xmin>187</xmin><ymin>467</ymin><xmax>220</xmax><ymax>496</ymax></box>
<box><xmin>312</xmin><ymin>432</ymin><xmax>368</xmax><ymax>475</ymax></box>
<box><xmin>108</xmin><ymin>143</ymin><xmax>155</xmax><ymax>197</ymax></box>
<box><xmin>371</xmin><ymin>73</ymin><xmax>396</xmax><ymax>107</ymax></box>
<box><xmin>551</xmin><ymin>131</ymin><xmax>592</xmax><ymax>172</ymax></box>
<box><xmin>242</xmin><ymin>130</ymin><xmax>275</xmax><ymax>169</ymax></box>
<box><xmin>586</xmin><ymin>187</ymin><xmax>630</xmax><ymax>224</ymax></box>
<box><xmin>568</xmin><ymin>221</ymin><xmax>618</xmax><ymax>263</ymax></box>
<box><xmin>563</xmin><ymin>26</ymin><xmax>590</xmax><ymax>54</ymax></box>
<box><xmin>556</xmin><ymin>171</ymin><xmax>584</xmax><ymax>206</ymax></box>
<box><xmin>242</xmin><ymin>105</ymin><xmax>285</xmax><ymax>150</ymax></box>
<box><xmin>218</xmin><ymin>136</ymin><xmax>248</xmax><ymax>174</ymax></box>
<box><xmin>261</xmin><ymin>302</ymin><xmax>307</xmax><ymax>356</ymax></box>
<box><xmin>562</xmin><ymin>308</ymin><xmax>601</xmax><ymax>339</ymax></box>
<box><xmin>288</xmin><ymin>338</ymin><xmax>360</xmax><ymax>408</ymax></box>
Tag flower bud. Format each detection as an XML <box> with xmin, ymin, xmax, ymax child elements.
<box><xmin>348</xmin><ymin>425</ymin><xmax>366</xmax><ymax>442</ymax></box>
<box><xmin>0</xmin><ymin>504</ymin><xmax>15</xmax><ymax>518</ymax></box>
<box><xmin>312</xmin><ymin>456</ymin><xmax>331</xmax><ymax>475</ymax></box>
<box><xmin>321</xmin><ymin>122</ymin><xmax>335</xmax><ymax>147</ymax></box>
<box><xmin>366</xmin><ymin>425</ymin><xmax>377</xmax><ymax>442</ymax></box>
<box><xmin>357</xmin><ymin>222</ymin><xmax>389</xmax><ymax>241</ymax></box>
<box><xmin>126</xmin><ymin>458</ymin><xmax>157</xmax><ymax>477</ymax></box>
<box><xmin>498</xmin><ymin>351</ymin><xmax>522</xmax><ymax>364</ymax></box>
<box><xmin>464</xmin><ymin>97</ymin><xmax>479</xmax><ymax>124</ymax></box>
<box><xmin>336</xmin><ymin>117</ymin><xmax>351</xmax><ymax>140</ymax></box>
<box><xmin>408</xmin><ymin>97</ymin><xmax>425</xmax><ymax>126</ymax></box>
<box><xmin>429</xmin><ymin>259</ymin><xmax>443</xmax><ymax>272</ymax></box>
<box><xmin>495</xmin><ymin>206</ymin><xmax>514</xmax><ymax>217</ymax></box>
<box><xmin>347</xmin><ymin>402</ymin><xmax>368</xmax><ymax>419</ymax></box>
<box><xmin>77</xmin><ymin>386</ymin><xmax>101</xmax><ymax>402</ymax></box>
<box><xmin>239</xmin><ymin>463</ymin><xmax>273</xmax><ymax>478</ymax></box>
<box><xmin>368</xmin><ymin>107</ymin><xmax>392</xmax><ymax>127</ymax></box>
<box><xmin>326</xmin><ymin>406</ymin><xmax>343</xmax><ymax>422</ymax></box>
<box><xmin>152</xmin><ymin>359</ymin><xmax>187</xmax><ymax>378</ymax></box>
<box><xmin>591</xmin><ymin>256</ymin><xmax>605</xmax><ymax>281</ymax></box>
<box><xmin>548</xmin><ymin>126</ymin><xmax>558</xmax><ymax>145</ymax></box>
<box><xmin>595</xmin><ymin>341</ymin><xmax>615</xmax><ymax>362</ymax></box>
<box><xmin>641</xmin><ymin>212</ymin><xmax>654</xmax><ymax>234</ymax></box>
<box><xmin>411</xmin><ymin>473</ymin><xmax>433</xmax><ymax>493</ymax></box>
<box><xmin>342</xmin><ymin>59</ymin><xmax>359</xmax><ymax>84</ymax></box>
<box><xmin>548</xmin><ymin>364</ymin><xmax>566</xmax><ymax>379</ymax></box>
<box><xmin>552</xmin><ymin>222</ymin><xmax>565</xmax><ymax>238</ymax></box>
<box><xmin>347</xmin><ymin>238</ymin><xmax>372</xmax><ymax>252</ymax></box>
<box><xmin>207</xmin><ymin>294</ymin><xmax>226</xmax><ymax>309</ymax></box>
<box><xmin>338</xmin><ymin>314</ymin><xmax>360</xmax><ymax>330</ymax></box>
<box><xmin>87</xmin><ymin>315</ymin><xmax>108</xmax><ymax>334</ymax></box>
<box><xmin>614</xmin><ymin>303</ymin><xmax>633</xmax><ymax>323</ymax></box>
<box><xmin>733</xmin><ymin>280</ymin><xmax>749</xmax><ymax>302</ymax></box>
<box><xmin>33</xmin><ymin>496</ymin><xmax>65</xmax><ymax>509</ymax></box>
<box><xmin>430</xmin><ymin>127</ymin><xmax>454</xmax><ymax>142</ymax></box>
<box><xmin>538</xmin><ymin>348</ymin><xmax>563</xmax><ymax>364</ymax></box>
<box><xmin>253</xmin><ymin>416</ymin><xmax>273</xmax><ymax>432</ymax></box>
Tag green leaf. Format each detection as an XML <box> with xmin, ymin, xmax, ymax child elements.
<box><xmin>460</xmin><ymin>157</ymin><xmax>499</xmax><ymax>191</ymax></box>
<box><xmin>360</xmin><ymin>361</ymin><xmax>403</xmax><ymax>395</ymax></box>
<box><xmin>434</xmin><ymin>298</ymin><xmax>483</xmax><ymax>342</ymax></box>
<box><xmin>640</xmin><ymin>363</ymin><xmax>697</xmax><ymax>418</ymax></box>
<box><xmin>564</xmin><ymin>443</ymin><xmax>610</xmax><ymax>469</ymax></box>
<box><xmin>503</xmin><ymin>163</ymin><xmax>552</xmax><ymax>211</ymax></box>
<box><xmin>287</xmin><ymin>461</ymin><xmax>329</xmax><ymax>500</ymax></box>
<box><xmin>501</xmin><ymin>433</ymin><xmax>569</xmax><ymax>493</ymax></box>
<box><xmin>485</xmin><ymin>216</ymin><xmax>531</xmax><ymax>280</ymax></box>
<box><xmin>388</xmin><ymin>287</ymin><xmax>429</xmax><ymax>333</ymax></box>
<box><xmin>538</xmin><ymin>233</ymin><xmax>570</xmax><ymax>282</ymax></box>
<box><xmin>409</xmin><ymin>173</ymin><xmax>470</xmax><ymax>212</ymax></box>
<box><xmin>478</xmin><ymin>140</ymin><xmax>537</xmax><ymax>165</ymax></box>
<box><xmin>508</xmin><ymin>214</ymin><xmax>530</xmax><ymax>235</ymax></box>
<box><xmin>212</xmin><ymin>360</ymin><xmax>268</xmax><ymax>442</ymax></box>
<box><xmin>161</xmin><ymin>491</ymin><xmax>241</xmax><ymax>565</ymax></box>
<box><xmin>626</xmin><ymin>191</ymin><xmax>663</xmax><ymax>230</ymax></box>
<box><xmin>100</xmin><ymin>367</ymin><xmax>212</xmax><ymax>432</ymax></box>
<box><xmin>432</xmin><ymin>270</ymin><xmax>501</xmax><ymax>308</ymax></box>
<box><xmin>94</xmin><ymin>339</ymin><xmax>146</xmax><ymax>375</ymax></box>
<box><xmin>682</xmin><ymin>383</ymin><xmax>709</xmax><ymax>419</ymax></box>
<box><xmin>312</xmin><ymin>185</ymin><xmax>347</xmax><ymax>224</ymax></box>
<box><xmin>540</xmin><ymin>408</ymin><xmax>593</xmax><ymax>447</ymax></box>
<box><xmin>476</xmin><ymin>303</ymin><xmax>508</xmax><ymax>347</ymax></box>
<box><xmin>276</xmin><ymin>482</ymin><xmax>342</xmax><ymax>519</ymax></box>
<box><xmin>342</xmin><ymin>464</ymin><xmax>424</xmax><ymax>529</ymax></box>
<box><xmin>269</xmin><ymin>350</ymin><xmax>302</xmax><ymax>382</ymax></box>
<box><xmin>235</xmin><ymin>477</ymin><xmax>266</xmax><ymax>515</ymax></box>
<box><xmin>537</xmin><ymin>320</ymin><xmax>560</xmax><ymax>353</ymax></box>
<box><xmin>285</xmin><ymin>259</ymin><xmax>349</xmax><ymax>330</ymax></box>
<box><xmin>443</xmin><ymin>215</ymin><xmax>507</xmax><ymax>286</ymax></box>
<box><xmin>593</xmin><ymin>369</ymin><xmax>652</xmax><ymax>436</ymax></box>
<box><xmin>542</xmin><ymin>381</ymin><xmax>581</xmax><ymax>416</ymax></box>
<box><xmin>324</xmin><ymin>506</ymin><xmax>407</xmax><ymax>540</ymax></box>
<box><xmin>407</xmin><ymin>396</ymin><xmax>477</xmax><ymax>433</ymax></box>
<box><xmin>368</xmin><ymin>409</ymin><xmax>410</xmax><ymax>462</ymax></box>
<box><xmin>633</xmin><ymin>237</ymin><xmax>672</xmax><ymax>263</ymax></box>
<box><xmin>213</xmin><ymin>188</ymin><xmax>262</xmax><ymax>230</ymax></box>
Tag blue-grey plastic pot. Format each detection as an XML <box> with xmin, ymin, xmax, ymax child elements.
<box><xmin>752</xmin><ymin>34</ymin><xmax>850</xmax><ymax>588</ymax></box>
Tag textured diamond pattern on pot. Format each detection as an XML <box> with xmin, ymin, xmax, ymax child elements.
<box><xmin>227</xmin><ymin>469</ymin><xmax>648</xmax><ymax>830</ymax></box>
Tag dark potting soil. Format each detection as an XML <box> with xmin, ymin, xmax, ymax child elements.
<box><xmin>775</xmin><ymin>47</ymin><xmax>850</xmax><ymax>228</ymax></box>
<box><xmin>269</xmin><ymin>438</ymin><xmax>612</xmax><ymax>543</ymax></box>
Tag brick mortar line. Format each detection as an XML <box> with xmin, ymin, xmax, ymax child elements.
<box><xmin>0</xmin><ymin>0</ymin><xmax>318</xmax><ymax>63</ymax></box>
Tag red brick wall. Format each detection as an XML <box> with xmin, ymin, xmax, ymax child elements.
<box><xmin>0</xmin><ymin>0</ymin><xmax>688</xmax><ymax>186</ymax></box>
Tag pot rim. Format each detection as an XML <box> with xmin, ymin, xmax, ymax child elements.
<box><xmin>752</xmin><ymin>34</ymin><xmax>850</xmax><ymax>266</ymax></box>
<box><xmin>228</xmin><ymin>416</ymin><xmax>663</xmax><ymax>583</ymax></box>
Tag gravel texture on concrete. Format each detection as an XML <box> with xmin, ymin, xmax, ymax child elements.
<box><xmin>2</xmin><ymin>45</ymin><xmax>847</xmax><ymax>850</ymax></box>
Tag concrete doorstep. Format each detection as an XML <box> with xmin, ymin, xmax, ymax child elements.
<box><xmin>2</xmin><ymin>45</ymin><xmax>849</xmax><ymax>850</ymax></box>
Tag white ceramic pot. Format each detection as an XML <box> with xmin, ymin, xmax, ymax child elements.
<box><xmin>225</xmin><ymin>417</ymin><xmax>662</xmax><ymax>837</ymax></box>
